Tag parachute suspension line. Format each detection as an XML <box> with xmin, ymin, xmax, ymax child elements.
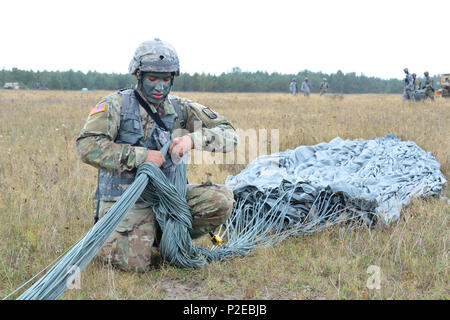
<box><xmin>8</xmin><ymin>141</ymin><xmax>365</xmax><ymax>299</ymax></box>
<box><xmin>10</xmin><ymin>133</ymin><xmax>444</xmax><ymax>299</ymax></box>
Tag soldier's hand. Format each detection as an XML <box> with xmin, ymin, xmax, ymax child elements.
<box><xmin>169</xmin><ymin>135</ymin><xmax>194</xmax><ymax>159</ymax></box>
<box><xmin>145</xmin><ymin>150</ymin><xmax>166</xmax><ymax>167</ymax></box>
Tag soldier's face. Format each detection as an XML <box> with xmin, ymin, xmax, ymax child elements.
<box><xmin>141</xmin><ymin>72</ymin><xmax>172</xmax><ymax>104</ymax></box>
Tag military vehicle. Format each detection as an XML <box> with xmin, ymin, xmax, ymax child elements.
<box><xmin>414</xmin><ymin>74</ymin><xmax>450</xmax><ymax>100</ymax></box>
<box><xmin>436</xmin><ymin>73</ymin><xmax>450</xmax><ymax>97</ymax></box>
<box><xmin>3</xmin><ymin>82</ymin><xmax>19</xmax><ymax>90</ymax></box>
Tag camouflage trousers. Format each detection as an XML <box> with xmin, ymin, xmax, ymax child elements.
<box><xmin>402</xmin><ymin>89</ymin><xmax>415</xmax><ymax>102</ymax></box>
<box><xmin>320</xmin><ymin>89</ymin><xmax>327</xmax><ymax>96</ymax></box>
<box><xmin>96</xmin><ymin>183</ymin><xmax>234</xmax><ymax>272</ymax></box>
<box><xmin>424</xmin><ymin>89</ymin><xmax>435</xmax><ymax>100</ymax></box>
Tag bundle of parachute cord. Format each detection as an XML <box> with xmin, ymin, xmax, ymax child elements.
<box><xmin>4</xmin><ymin>133</ymin><xmax>447</xmax><ymax>300</ymax></box>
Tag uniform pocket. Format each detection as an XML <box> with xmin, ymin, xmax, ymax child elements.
<box><xmin>115</xmin><ymin>219</ymin><xmax>135</xmax><ymax>233</ymax></box>
<box><xmin>121</xmin><ymin>118</ymin><xmax>142</xmax><ymax>132</ymax></box>
<box><xmin>116</xmin><ymin>113</ymin><xmax>144</xmax><ymax>145</ymax></box>
<box><xmin>115</xmin><ymin>206</ymin><xmax>153</xmax><ymax>233</ymax></box>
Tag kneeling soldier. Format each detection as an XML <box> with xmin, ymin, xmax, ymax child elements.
<box><xmin>76</xmin><ymin>39</ymin><xmax>238</xmax><ymax>272</ymax></box>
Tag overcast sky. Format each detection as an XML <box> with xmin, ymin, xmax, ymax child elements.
<box><xmin>1</xmin><ymin>0</ymin><xmax>448</xmax><ymax>79</ymax></box>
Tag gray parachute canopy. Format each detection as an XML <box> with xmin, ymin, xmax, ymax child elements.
<box><xmin>10</xmin><ymin>133</ymin><xmax>447</xmax><ymax>300</ymax></box>
<box><xmin>226</xmin><ymin>133</ymin><xmax>447</xmax><ymax>224</ymax></box>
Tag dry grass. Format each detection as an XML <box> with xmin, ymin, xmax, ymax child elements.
<box><xmin>0</xmin><ymin>90</ymin><xmax>448</xmax><ymax>300</ymax></box>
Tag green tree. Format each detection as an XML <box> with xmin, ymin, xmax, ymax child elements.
<box><xmin>0</xmin><ymin>67</ymin><xmax>405</xmax><ymax>93</ymax></box>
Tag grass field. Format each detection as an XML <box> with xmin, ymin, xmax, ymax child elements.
<box><xmin>0</xmin><ymin>89</ymin><xmax>448</xmax><ymax>300</ymax></box>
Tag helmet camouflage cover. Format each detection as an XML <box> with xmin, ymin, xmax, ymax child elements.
<box><xmin>128</xmin><ymin>38</ymin><xmax>180</xmax><ymax>76</ymax></box>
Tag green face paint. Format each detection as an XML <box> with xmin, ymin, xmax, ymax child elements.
<box><xmin>141</xmin><ymin>72</ymin><xmax>173</xmax><ymax>104</ymax></box>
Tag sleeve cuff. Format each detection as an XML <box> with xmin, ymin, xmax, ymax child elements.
<box><xmin>188</xmin><ymin>131</ymin><xmax>203</xmax><ymax>150</ymax></box>
<box><xmin>134</xmin><ymin>147</ymin><xmax>148</xmax><ymax>167</ymax></box>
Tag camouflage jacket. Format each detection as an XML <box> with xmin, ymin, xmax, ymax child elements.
<box><xmin>424</xmin><ymin>76</ymin><xmax>433</xmax><ymax>90</ymax></box>
<box><xmin>414</xmin><ymin>78</ymin><xmax>422</xmax><ymax>91</ymax></box>
<box><xmin>289</xmin><ymin>81</ymin><xmax>298</xmax><ymax>91</ymax></box>
<box><xmin>404</xmin><ymin>74</ymin><xmax>414</xmax><ymax>91</ymax></box>
<box><xmin>76</xmin><ymin>90</ymin><xmax>238</xmax><ymax>174</ymax></box>
<box><xmin>301</xmin><ymin>81</ymin><xmax>310</xmax><ymax>93</ymax></box>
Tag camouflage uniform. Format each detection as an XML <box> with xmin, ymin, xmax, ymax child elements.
<box><xmin>423</xmin><ymin>73</ymin><xmax>434</xmax><ymax>100</ymax></box>
<box><xmin>76</xmin><ymin>90</ymin><xmax>238</xmax><ymax>272</ymax></box>
<box><xmin>319</xmin><ymin>79</ymin><xmax>328</xmax><ymax>96</ymax></box>
<box><xmin>402</xmin><ymin>70</ymin><xmax>415</xmax><ymax>102</ymax></box>
<box><xmin>289</xmin><ymin>79</ymin><xmax>298</xmax><ymax>96</ymax></box>
<box><xmin>301</xmin><ymin>79</ymin><xmax>311</xmax><ymax>97</ymax></box>
<box><xmin>413</xmin><ymin>74</ymin><xmax>421</xmax><ymax>91</ymax></box>
<box><xmin>96</xmin><ymin>183</ymin><xmax>234</xmax><ymax>272</ymax></box>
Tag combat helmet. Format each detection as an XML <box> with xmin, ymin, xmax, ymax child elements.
<box><xmin>424</xmin><ymin>71</ymin><xmax>429</xmax><ymax>76</ymax></box>
<box><xmin>128</xmin><ymin>38</ymin><xmax>180</xmax><ymax>77</ymax></box>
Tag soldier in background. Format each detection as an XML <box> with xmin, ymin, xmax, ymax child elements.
<box><xmin>301</xmin><ymin>77</ymin><xmax>311</xmax><ymax>97</ymax></box>
<box><xmin>412</xmin><ymin>73</ymin><xmax>421</xmax><ymax>91</ymax></box>
<box><xmin>423</xmin><ymin>71</ymin><xmax>434</xmax><ymax>101</ymax></box>
<box><xmin>402</xmin><ymin>68</ymin><xmax>415</xmax><ymax>102</ymax></box>
<box><xmin>76</xmin><ymin>39</ymin><xmax>238</xmax><ymax>272</ymax></box>
<box><xmin>319</xmin><ymin>77</ymin><xmax>329</xmax><ymax>96</ymax></box>
<box><xmin>289</xmin><ymin>77</ymin><xmax>298</xmax><ymax>96</ymax></box>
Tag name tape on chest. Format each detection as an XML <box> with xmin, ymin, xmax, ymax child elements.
<box><xmin>89</xmin><ymin>103</ymin><xmax>106</xmax><ymax>116</ymax></box>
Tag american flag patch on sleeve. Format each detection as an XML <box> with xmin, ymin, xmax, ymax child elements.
<box><xmin>89</xmin><ymin>103</ymin><xmax>106</xmax><ymax>116</ymax></box>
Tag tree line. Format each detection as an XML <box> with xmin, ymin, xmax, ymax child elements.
<box><xmin>0</xmin><ymin>67</ymin><xmax>439</xmax><ymax>93</ymax></box>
